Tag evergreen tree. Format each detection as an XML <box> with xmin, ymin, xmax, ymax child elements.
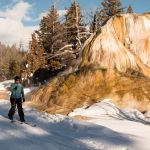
<box><xmin>27</xmin><ymin>33</ymin><xmax>45</xmax><ymax>74</ymax></box>
<box><xmin>100</xmin><ymin>0</ymin><xmax>124</xmax><ymax>25</ymax></box>
<box><xmin>90</xmin><ymin>13</ymin><xmax>98</xmax><ymax>33</ymax></box>
<box><xmin>90</xmin><ymin>10</ymin><xmax>102</xmax><ymax>33</ymax></box>
<box><xmin>37</xmin><ymin>5</ymin><xmax>64</xmax><ymax>54</ymax></box>
<box><xmin>0</xmin><ymin>43</ymin><xmax>25</xmax><ymax>81</ymax></box>
<box><xmin>64</xmin><ymin>1</ymin><xmax>88</xmax><ymax>49</ymax></box>
<box><xmin>9</xmin><ymin>60</ymin><xmax>21</xmax><ymax>79</ymax></box>
<box><xmin>127</xmin><ymin>5</ymin><xmax>133</xmax><ymax>13</ymax></box>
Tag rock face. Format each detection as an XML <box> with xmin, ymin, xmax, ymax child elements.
<box><xmin>80</xmin><ymin>13</ymin><xmax>150</xmax><ymax>74</ymax></box>
<box><xmin>28</xmin><ymin>13</ymin><xmax>150</xmax><ymax>115</ymax></box>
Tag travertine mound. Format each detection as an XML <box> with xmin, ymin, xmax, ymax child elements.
<box><xmin>28</xmin><ymin>13</ymin><xmax>150</xmax><ymax>114</ymax></box>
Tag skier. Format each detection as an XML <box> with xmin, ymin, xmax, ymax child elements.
<box><xmin>8</xmin><ymin>76</ymin><xmax>25</xmax><ymax>122</ymax></box>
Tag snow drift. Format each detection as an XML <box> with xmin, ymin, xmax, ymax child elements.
<box><xmin>28</xmin><ymin>13</ymin><xmax>150</xmax><ymax>114</ymax></box>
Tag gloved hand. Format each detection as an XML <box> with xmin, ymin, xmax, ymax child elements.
<box><xmin>22</xmin><ymin>97</ymin><xmax>25</xmax><ymax>102</ymax></box>
<box><xmin>14</xmin><ymin>86</ymin><xmax>17</xmax><ymax>90</ymax></box>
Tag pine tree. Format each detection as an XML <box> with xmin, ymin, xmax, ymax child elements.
<box><xmin>0</xmin><ymin>43</ymin><xmax>25</xmax><ymax>80</ymax></box>
<box><xmin>100</xmin><ymin>0</ymin><xmax>124</xmax><ymax>25</ymax></box>
<box><xmin>127</xmin><ymin>5</ymin><xmax>133</xmax><ymax>13</ymax></box>
<box><xmin>27</xmin><ymin>33</ymin><xmax>45</xmax><ymax>74</ymax></box>
<box><xmin>90</xmin><ymin>10</ymin><xmax>102</xmax><ymax>33</ymax></box>
<box><xmin>90</xmin><ymin>13</ymin><xmax>98</xmax><ymax>33</ymax></box>
<box><xmin>64</xmin><ymin>1</ymin><xmax>88</xmax><ymax>48</ymax></box>
<box><xmin>37</xmin><ymin>5</ymin><xmax>64</xmax><ymax>54</ymax></box>
<box><xmin>9</xmin><ymin>60</ymin><xmax>21</xmax><ymax>79</ymax></box>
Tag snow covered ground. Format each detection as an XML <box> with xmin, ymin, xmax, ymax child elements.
<box><xmin>0</xmin><ymin>81</ymin><xmax>150</xmax><ymax>150</ymax></box>
<box><xmin>70</xmin><ymin>100</ymin><xmax>150</xmax><ymax>150</ymax></box>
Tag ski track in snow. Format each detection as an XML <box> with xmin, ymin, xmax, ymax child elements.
<box><xmin>0</xmin><ymin>81</ymin><xmax>150</xmax><ymax>150</ymax></box>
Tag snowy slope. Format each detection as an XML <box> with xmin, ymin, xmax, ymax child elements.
<box><xmin>0</xmin><ymin>100</ymin><xmax>137</xmax><ymax>150</ymax></box>
<box><xmin>70</xmin><ymin>99</ymin><xmax>150</xmax><ymax>150</ymax></box>
<box><xmin>0</xmin><ymin>81</ymin><xmax>150</xmax><ymax>150</ymax></box>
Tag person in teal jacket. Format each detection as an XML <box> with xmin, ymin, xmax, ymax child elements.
<box><xmin>8</xmin><ymin>76</ymin><xmax>25</xmax><ymax>122</ymax></box>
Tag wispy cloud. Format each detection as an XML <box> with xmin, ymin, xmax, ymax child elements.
<box><xmin>0</xmin><ymin>0</ymin><xmax>38</xmax><ymax>49</ymax></box>
<box><xmin>0</xmin><ymin>1</ymin><xmax>31</xmax><ymax>21</ymax></box>
<box><xmin>37</xmin><ymin>11</ymin><xmax>47</xmax><ymax>20</ymax></box>
<box><xmin>0</xmin><ymin>0</ymin><xmax>67</xmax><ymax>49</ymax></box>
<box><xmin>58</xmin><ymin>10</ymin><xmax>67</xmax><ymax>17</ymax></box>
<box><xmin>37</xmin><ymin>9</ymin><xmax>67</xmax><ymax>21</ymax></box>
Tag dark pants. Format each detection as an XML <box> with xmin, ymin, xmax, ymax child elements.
<box><xmin>8</xmin><ymin>97</ymin><xmax>25</xmax><ymax>121</ymax></box>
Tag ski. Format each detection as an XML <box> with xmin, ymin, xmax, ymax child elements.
<box><xmin>12</xmin><ymin>119</ymin><xmax>36</xmax><ymax>127</ymax></box>
<box><xmin>1</xmin><ymin>115</ymin><xmax>36</xmax><ymax>127</ymax></box>
<box><xmin>17</xmin><ymin>120</ymin><xmax>37</xmax><ymax>127</ymax></box>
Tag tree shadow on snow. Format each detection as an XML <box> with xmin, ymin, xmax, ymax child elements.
<box><xmin>100</xmin><ymin>102</ymin><xmax>150</xmax><ymax>125</ymax></box>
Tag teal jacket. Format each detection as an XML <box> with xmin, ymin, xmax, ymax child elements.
<box><xmin>10</xmin><ymin>83</ymin><xmax>25</xmax><ymax>99</ymax></box>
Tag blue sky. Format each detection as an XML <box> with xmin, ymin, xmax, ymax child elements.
<box><xmin>0</xmin><ymin>0</ymin><xmax>150</xmax><ymax>48</ymax></box>
<box><xmin>1</xmin><ymin>0</ymin><xmax>150</xmax><ymax>26</ymax></box>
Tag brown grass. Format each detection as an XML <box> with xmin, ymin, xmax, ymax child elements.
<box><xmin>27</xmin><ymin>67</ymin><xmax>150</xmax><ymax>115</ymax></box>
